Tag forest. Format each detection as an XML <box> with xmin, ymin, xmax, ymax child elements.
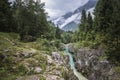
<box><xmin>0</xmin><ymin>0</ymin><xmax>120</xmax><ymax>80</ymax></box>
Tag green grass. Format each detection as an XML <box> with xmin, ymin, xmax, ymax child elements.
<box><xmin>0</xmin><ymin>32</ymin><xmax>55</xmax><ymax>79</ymax></box>
<box><xmin>114</xmin><ymin>66</ymin><xmax>120</xmax><ymax>74</ymax></box>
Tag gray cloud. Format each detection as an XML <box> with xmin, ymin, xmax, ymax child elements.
<box><xmin>9</xmin><ymin>0</ymin><xmax>89</xmax><ymax>18</ymax></box>
<box><xmin>41</xmin><ymin>0</ymin><xmax>89</xmax><ymax>18</ymax></box>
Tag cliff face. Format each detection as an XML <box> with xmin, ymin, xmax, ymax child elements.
<box><xmin>67</xmin><ymin>44</ymin><xmax>120</xmax><ymax>80</ymax></box>
<box><xmin>74</xmin><ymin>47</ymin><xmax>120</xmax><ymax>80</ymax></box>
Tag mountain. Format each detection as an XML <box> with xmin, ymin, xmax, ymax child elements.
<box><xmin>53</xmin><ymin>0</ymin><xmax>98</xmax><ymax>31</ymax></box>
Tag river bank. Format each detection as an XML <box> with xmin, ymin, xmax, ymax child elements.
<box><xmin>67</xmin><ymin>44</ymin><xmax>120</xmax><ymax>80</ymax></box>
<box><xmin>65</xmin><ymin>44</ymin><xmax>87</xmax><ymax>80</ymax></box>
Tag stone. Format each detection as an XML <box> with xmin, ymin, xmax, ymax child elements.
<box><xmin>52</xmin><ymin>52</ymin><xmax>62</xmax><ymax>64</ymax></box>
<box><xmin>68</xmin><ymin>44</ymin><xmax>76</xmax><ymax>54</ymax></box>
<box><xmin>45</xmin><ymin>74</ymin><xmax>64</xmax><ymax>80</ymax></box>
<box><xmin>74</xmin><ymin>48</ymin><xmax>120</xmax><ymax>80</ymax></box>
<box><xmin>21</xmin><ymin>52</ymin><xmax>30</xmax><ymax>58</ymax></box>
<box><xmin>16</xmin><ymin>75</ymin><xmax>40</xmax><ymax>80</ymax></box>
<box><xmin>47</xmin><ymin>55</ymin><xmax>53</xmax><ymax>64</ymax></box>
<box><xmin>34</xmin><ymin>67</ymin><xmax>42</xmax><ymax>73</ymax></box>
<box><xmin>52</xmin><ymin>52</ymin><xmax>60</xmax><ymax>60</ymax></box>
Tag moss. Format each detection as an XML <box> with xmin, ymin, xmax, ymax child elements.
<box><xmin>17</xmin><ymin>64</ymin><xmax>28</xmax><ymax>75</ymax></box>
<box><xmin>39</xmin><ymin>75</ymin><xmax>46</xmax><ymax>80</ymax></box>
<box><xmin>99</xmin><ymin>56</ymin><xmax>108</xmax><ymax>61</ymax></box>
<box><xmin>33</xmin><ymin>54</ymin><xmax>47</xmax><ymax>71</ymax></box>
<box><xmin>114</xmin><ymin>66</ymin><xmax>120</xmax><ymax>74</ymax></box>
<box><xmin>0</xmin><ymin>73</ymin><xmax>18</xmax><ymax>80</ymax></box>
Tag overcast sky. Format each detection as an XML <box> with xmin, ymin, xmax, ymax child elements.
<box><xmin>41</xmin><ymin>0</ymin><xmax>89</xmax><ymax>18</ymax></box>
<box><xmin>9</xmin><ymin>0</ymin><xmax>89</xmax><ymax>18</ymax></box>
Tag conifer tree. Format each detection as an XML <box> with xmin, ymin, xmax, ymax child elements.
<box><xmin>94</xmin><ymin>0</ymin><xmax>120</xmax><ymax>62</ymax></box>
<box><xmin>0</xmin><ymin>0</ymin><xmax>14</xmax><ymax>32</ymax></box>
<box><xmin>13</xmin><ymin>0</ymin><xmax>50</xmax><ymax>41</ymax></box>
<box><xmin>87</xmin><ymin>12</ymin><xmax>93</xmax><ymax>31</ymax></box>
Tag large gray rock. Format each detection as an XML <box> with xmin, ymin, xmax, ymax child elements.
<box><xmin>68</xmin><ymin>44</ymin><xmax>76</xmax><ymax>54</ymax></box>
<box><xmin>52</xmin><ymin>52</ymin><xmax>63</xmax><ymax>64</ymax></box>
<box><xmin>21</xmin><ymin>52</ymin><xmax>30</xmax><ymax>58</ymax></box>
<box><xmin>34</xmin><ymin>67</ymin><xmax>42</xmax><ymax>74</ymax></box>
<box><xmin>75</xmin><ymin>48</ymin><xmax>120</xmax><ymax>80</ymax></box>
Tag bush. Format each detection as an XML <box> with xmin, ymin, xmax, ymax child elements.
<box><xmin>107</xmin><ymin>46</ymin><xmax>120</xmax><ymax>63</ymax></box>
<box><xmin>114</xmin><ymin>66</ymin><xmax>120</xmax><ymax>74</ymax></box>
<box><xmin>17</xmin><ymin>64</ymin><xmax>28</xmax><ymax>75</ymax></box>
<box><xmin>90</xmin><ymin>42</ymin><xmax>100</xmax><ymax>49</ymax></box>
<box><xmin>0</xmin><ymin>67</ymin><xmax>6</xmax><ymax>76</ymax></box>
<box><xmin>20</xmin><ymin>35</ymin><xmax>36</xmax><ymax>42</ymax></box>
<box><xmin>42</xmin><ymin>39</ymin><xmax>51</xmax><ymax>47</ymax></box>
<box><xmin>54</xmin><ymin>40</ymin><xmax>61</xmax><ymax>49</ymax></box>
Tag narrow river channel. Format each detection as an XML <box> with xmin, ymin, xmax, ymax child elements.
<box><xmin>65</xmin><ymin>45</ymin><xmax>88</xmax><ymax>80</ymax></box>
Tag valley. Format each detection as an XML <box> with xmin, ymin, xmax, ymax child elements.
<box><xmin>0</xmin><ymin>0</ymin><xmax>120</xmax><ymax>80</ymax></box>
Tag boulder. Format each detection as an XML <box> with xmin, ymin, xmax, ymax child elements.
<box><xmin>52</xmin><ymin>52</ymin><xmax>60</xmax><ymax>60</ymax></box>
<box><xmin>21</xmin><ymin>52</ymin><xmax>30</xmax><ymax>58</ymax></box>
<box><xmin>68</xmin><ymin>44</ymin><xmax>76</xmax><ymax>54</ymax></box>
<box><xmin>34</xmin><ymin>67</ymin><xmax>42</xmax><ymax>74</ymax></box>
<box><xmin>75</xmin><ymin>48</ymin><xmax>120</xmax><ymax>80</ymax></box>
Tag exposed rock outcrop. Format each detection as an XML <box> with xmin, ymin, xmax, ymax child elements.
<box><xmin>75</xmin><ymin>47</ymin><xmax>120</xmax><ymax>80</ymax></box>
<box><xmin>68</xmin><ymin>44</ymin><xmax>76</xmax><ymax>54</ymax></box>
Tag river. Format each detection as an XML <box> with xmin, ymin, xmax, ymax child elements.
<box><xmin>65</xmin><ymin>45</ymin><xmax>88</xmax><ymax>80</ymax></box>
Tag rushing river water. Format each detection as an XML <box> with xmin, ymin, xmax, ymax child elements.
<box><xmin>65</xmin><ymin>45</ymin><xmax>88</xmax><ymax>80</ymax></box>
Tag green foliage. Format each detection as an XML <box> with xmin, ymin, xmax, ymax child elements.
<box><xmin>55</xmin><ymin>26</ymin><xmax>63</xmax><ymax>39</ymax></box>
<box><xmin>106</xmin><ymin>45</ymin><xmax>120</xmax><ymax>62</ymax></box>
<box><xmin>81</xmin><ymin>9</ymin><xmax>87</xmax><ymax>24</ymax></box>
<box><xmin>114</xmin><ymin>66</ymin><xmax>120</xmax><ymax>74</ymax></box>
<box><xmin>61</xmin><ymin>31</ymin><xmax>73</xmax><ymax>44</ymax></box>
<box><xmin>0</xmin><ymin>32</ymin><xmax>55</xmax><ymax>79</ymax></box>
<box><xmin>17</xmin><ymin>64</ymin><xmax>28</xmax><ymax>75</ymax></box>
<box><xmin>54</xmin><ymin>40</ymin><xmax>61</xmax><ymax>49</ymax></box>
<box><xmin>72</xmin><ymin>10</ymin><xmax>94</xmax><ymax>48</ymax></box>
<box><xmin>94</xmin><ymin>0</ymin><xmax>120</xmax><ymax>63</ymax></box>
<box><xmin>45</xmin><ymin>22</ymin><xmax>56</xmax><ymax>40</ymax></box>
<box><xmin>0</xmin><ymin>0</ymin><xmax>15</xmax><ymax>32</ymax></box>
<box><xmin>12</xmin><ymin>0</ymin><xmax>50</xmax><ymax>41</ymax></box>
<box><xmin>39</xmin><ymin>75</ymin><xmax>46</xmax><ymax>80</ymax></box>
<box><xmin>0</xmin><ymin>67</ymin><xmax>6</xmax><ymax>76</ymax></box>
<box><xmin>72</xmin><ymin>0</ymin><xmax>120</xmax><ymax>64</ymax></box>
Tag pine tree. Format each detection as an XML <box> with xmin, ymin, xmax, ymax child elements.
<box><xmin>81</xmin><ymin>9</ymin><xmax>87</xmax><ymax>24</ymax></box>
<box><xmin>0</xmin><ymin>0</ymin><xmax>14</xmax><ymax>32</ymax></box>
<box><xmin>87</xmin><ymin>12</ymin><xmax>93</xmax><ymax>31</ymax></box>
<box><xmin>94</xmin><ymin>0</ymin><xmax>120</xmax><ymax>62</ymax></box>
<box><xmin>55</xmin><ymin>26</ymin><xmax>61</xmax><ymax>39</ymax></box>
<box><xmin>79</xmin><ymin>9</ymin><xmax>87</xmax><ymax>41</ymax></box>
<box><xmin>13</xmin><ymin>0</ymin><xmax>50</xmax><ymax>41</ymax></box>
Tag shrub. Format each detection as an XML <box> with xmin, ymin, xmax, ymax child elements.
<box><xmin>17</xmin><ymin>64</ymin><xmax>28</xmax><ymax>75</ymax></box>
<box><xmin>114</xmin><ymin>66</ymin><xmax>120</xmax><ymax>74</ymax></box>
<box><xmin>20</xmin><ymin>35</ymin><xmax>37</xmax><ymax>42</ymax></box>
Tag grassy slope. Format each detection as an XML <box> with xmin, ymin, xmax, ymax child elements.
<box><xmin>0</xmin><ymin>32</ymin><xmax>64</xmax><ymax>80</ymax></box>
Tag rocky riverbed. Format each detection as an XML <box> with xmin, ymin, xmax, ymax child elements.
<box><xmin>68</xmin><ymin>44</ymin><xmax>120</xmax><ymax>80</ymax></box>
<box><xmin>16</xmin><ymin>50</ymin><xmax>78</xmax><ymax>80</ymax></box>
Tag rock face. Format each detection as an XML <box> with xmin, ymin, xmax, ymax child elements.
<box><xmin>75</xmin><ymin>47</ymin><xmax>120</xmax><ymax>80</ymax></box>
<box><xmin>51</xmin><ymin>51</ymin><xmax>78</xmax><ymax>80</ymax></box>
<box><xmin>68</xmin><ymin>44</ymin><xmax>76</xmax><ymax>54</ymax></box>
<box><xmin>52</xmin><ymin>52</ymin><xmax>63</xmax><ymax>65</ymax></box>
